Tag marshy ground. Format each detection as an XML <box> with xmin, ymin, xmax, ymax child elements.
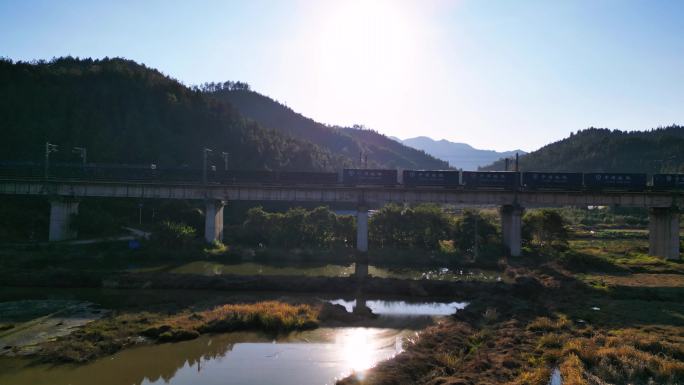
<box><xmin>339</xmin><ymin>230</ymin><xmax>684</xmax><ymax>385</ymax></box>
<box><xmin>0</xmin><ymin>228</ymin><xmax>683</xmax><ymax>385</ymax></box>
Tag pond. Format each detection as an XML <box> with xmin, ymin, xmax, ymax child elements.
<box><xmin>0</xmin><ymin>328</ymin><xmax>407</xmax><ymax>385</ymax></box>
<box><xmin>0</xmin><ymin>291</ymin><xmax>467</xmax><ymax>385</ymax></box>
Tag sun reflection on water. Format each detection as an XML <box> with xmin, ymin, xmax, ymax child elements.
<box><xmin>337</xmin><ymin>328</ymin><xmax>403</xmax><ymax>380</ymax></box>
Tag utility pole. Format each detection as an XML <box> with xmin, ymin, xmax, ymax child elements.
<box><xmin>221</xmin><ymin>152</ymin><xmax>229</xmax><ymax>171</ymax></box>
<box><xmin>515</xmin><ymin>153</ymin><xmax>519</xmax><ymax>172</ymax></box>
<box><xmin>203</xmin><ymin>148</ymin><xmax>213</xmax><ymax>184</ymax></box>
<box><xmin>73</xmin><ymin>147</ymin><xmax>87</xmax><ymax>167</ymax></box>
<box><xmin>44</xmin><ymin>142</ymin><xmax>58</xmax><ymax>179</ymax></box>
<box><xmin>138</xmin><ymin>202</ymin><xmax>143</xmax><ymax>225</ymax></box>
<box><xmin>473</xmin><ymin>212</ymin><xmax>479</xmax><ymax>262</ymax></box>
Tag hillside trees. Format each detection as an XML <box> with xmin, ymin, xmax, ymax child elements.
<box><xmin>0</xmin><ymin>57</ymin><xmax>338</xmax><ymax>171</ymax></box>
<box><xmin>209</xmin><ymin>88</ymin><xmax>449</xmax><ymax>170</ymax></box>
<box><xmin>482</xmin><ymin>126</ymin><xmax>684</xmax><ymax>173</ymax></box>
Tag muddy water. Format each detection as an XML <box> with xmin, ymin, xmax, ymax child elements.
<box><xmin>0</xmin><ymin>328</ymin><xmax>407</xmax><ymax>385</ymax></box>
<box><xmin>0</xmin><ymin>296</ymin><xmax>467</xmax><ymax>385</ymax></box>
<box><xmin>169</xmin><ymin>261</ymin><xmax>502</xmax><ymax>281</ymax></box>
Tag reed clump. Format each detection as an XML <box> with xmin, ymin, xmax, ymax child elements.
<box><xmin>143</xmin><ymin>301</ymin><xmax>319</xmax><ymax>342</ymax></box>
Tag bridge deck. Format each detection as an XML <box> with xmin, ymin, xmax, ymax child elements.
<box><xmin>0</xmin><ymin>178</ymin><xmax>681</xmax><ymax>208</ymax></box>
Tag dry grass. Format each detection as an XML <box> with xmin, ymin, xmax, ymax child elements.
<box><xmin>559</xmin><ymin>353</ymin><xmax>586</xmax><ymax>385</ymax></box>
<box><xmin>144</xmin><ymin>301</ymin><xmax>319</xmax><ymax>341</ymax></box>
<box><xmin>39</xmin><ymin>311</ymin><xmax>161</xmax><ymax>362</ymax></box>
<box><xmin>511</xmin><ymin>366</ymin><xmax>552</xmax><ymax>385</ymax></box>
<box><xmin>540</xmin><ymin>327</ymin><xmax>684</xmax><ymax>385</ymax></box>
<box><xmin>526</xmin><ymin>315</ymin><xmax>571</xmax><ymax>332</ymax></box>
<box><xmin>583</xmin><ymin>273</ymin><xmax>684</xmax><ymax>288</ymax></box>
<box><xmin>435</xmin><ymin>351</ymin><xmax>461</xmax><ymax>369</ymax></box>
<box><xmin>38</xmin><ymin>301</ymin><xmax>319</xmax><ymax>362</ymax></box>
<box><xmin>567</xmin><ymin>238</ymin><xmax>684</xmax><ymax>273</ymax></box>
<box><xmin>537</xmin><ymin>333</ymin><xmax>565</xmax><ymax>350</ymax></box>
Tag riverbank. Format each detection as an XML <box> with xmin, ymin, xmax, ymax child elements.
<box><xmin>336</xmin><ymin>245</ymin><xmax>684</xmax><ymax>384</ymax></box>
<box><xmin>36</xmin><ymin>301</ymin><xmax>319</xmax><ymax>363</ymax></box>
<box><xmin>0</xmin><ymin>286</ymin><xmax>466</xmax><ymax>365</ymax></box>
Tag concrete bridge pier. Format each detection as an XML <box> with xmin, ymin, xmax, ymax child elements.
<box><xmin>353</xmin><ymin>293</ymin><xmax>371</xmax><ymax>315</ymax></box>
<box><xmin>501</xmin><ymin>204</ymin><xmax>524</xmax><ymax>257</ymax></box>
<box><xmin>354</xmin><ymin>257</ymin><xmax>369</xmax><ymax>281</ymax></box>
<box><xmin>356</xmin><ymin>206</ymin><xmax>369</xmax><ymax>253</ymax></box>
<box><xmin>649</xmin><ymin>207</ymin><xmax>680</xmax><ymax>260</ymax></box>
<box><xmin>49</xmin><ymin>199</ymin><xmax>79</xmax><ymax>241</ymax></box>
<box><xmin>355</xmin><ymin>205</ymin><xmax>370</xmax><ymax>280</ymax></box>
<box><xmin>204</xmin><ymin>200</ymin><xmax>225</xmax><ymax>243</ymax></box>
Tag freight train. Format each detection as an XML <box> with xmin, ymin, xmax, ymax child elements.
<box><xmin>1</xmin><ymin>161</ymin><xmax>682</xmax><ymax>192</ymax></box>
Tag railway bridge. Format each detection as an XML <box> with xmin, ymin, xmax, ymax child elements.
<box><xmin>1</xmin><ymin>178</ymin><xmax>682</xmax><ymax>259</ymax></box>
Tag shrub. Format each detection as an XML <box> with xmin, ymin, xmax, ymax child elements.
<box><xmin>558</xmin><ymin>251</ymin><xmax>620</xmax><ymax>272</ymax></box>
<box><xmin>152</xmin><ymin>221</ymin><xmax>197</xmax><ymax>249</ymax></box>
<box><xmin>157</xmin><ymin>200</ymin><xmax>204</xmax><ymax>231</ymax></box>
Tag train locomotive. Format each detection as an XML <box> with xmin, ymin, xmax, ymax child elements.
<box><xmin>0</xmin><ymin>161</ymin><xmax>682</xmax><ymax>192</ymax></box>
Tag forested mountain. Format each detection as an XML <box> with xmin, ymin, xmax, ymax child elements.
<box><xmin>0</xmin><ymin>57</ymin><xmax>344</xmax><ymax>171</ymax></box>
<box><xmin>399</xmin><ymin>136</ymin><xmax>525</xmax><ymax>170</ymax></box>
<box><xmin>481</xmin><ymin>126</ymin><xmax>684</xmax><ymax>173</ymax></box>
<box><xmin>209</xmin><ymin>87</ymin><xmax>449</xmax><ymax>170</ymax></box>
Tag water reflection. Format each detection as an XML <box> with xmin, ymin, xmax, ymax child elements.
<box><xmin>169</xmin><ymin>261</ymin><xmax>357</xmax><ymax>278</ymax></box>
<box><xmin>168</xmin><ymin>261</ymin><xmax>501</xmax><ymax>282</ymax></box>
<box><xmin>0</xmin><ymin>328</ymin><xmax>408</xmax><ymax>385</ymax></box>
<box><xmin>0</xmin><ymin>296</ymin><xmax>467</xmax><ymax>385</ymax></box>
<box><xmin>329</xmin><ymin>298</ymin><xmax>467</xmax><ymax>316</ymax></box>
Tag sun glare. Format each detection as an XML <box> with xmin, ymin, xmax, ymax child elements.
<box><xmin>302</xmin><ymin>0</ymin><xmax>429</xmax><ymax>119</ymax></box>
<box><xmin>340</xmin><ymin>328</ymin><xmax>376</xmax><ymax>373</ymax></box>
<box><xmin>337</xmin><ymin>327</ymin><xmax>403</xmax><ymax>380</ymax></box>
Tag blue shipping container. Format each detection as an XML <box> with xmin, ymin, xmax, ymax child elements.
<box><xmin>522</xmin><ymin>172</ymin><xmax>583</xmax><ymax>190</ymax></box>
<box><xmin>462</xmin><ymin>172</ymin><xmax>519</xmax><ymax>189</ymax></box>
<box><xmin>403</xmin><ymin>170</ymin><xmax>460</xmax><ymax>187</ymax></box>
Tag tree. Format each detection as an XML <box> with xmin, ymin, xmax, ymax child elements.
<box><xmin>369</xmin><ymin>204</ymin><xmax>453</xmax><ymax>250</ymax></box>
<box><xmin>522</xmin><ymin>209</ymin><xmax>570</xmax><ymax>249</ymax></box>
<box><xmin>452</xmin><ymin>210</ymin><xmax>499</xmax><ymax>256</ymax></box>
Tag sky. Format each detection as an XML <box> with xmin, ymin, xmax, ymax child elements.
<box><xmin>1</xmin><ymin>0</ymin><xmax>683</xmax><ymax>152</ymax></box>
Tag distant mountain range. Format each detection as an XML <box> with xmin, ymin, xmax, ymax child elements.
<box><xmin>480</xmin><ymin>126</ymin><xmax>684</xmax><ymax>173</ymax></box>
<box><xmin>393</xmin><ymin>136</ymin><xmax>525</xmax><ymax>170</ymax></box>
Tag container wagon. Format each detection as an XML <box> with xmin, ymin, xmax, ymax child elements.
<box><xmin>403</xmin><ymin>170</ymin><xmax>460</xmax><ymax>187</ymax></box>
<box><xmin>342</xmin><ymin>169</ymin><xmax>397</xmax><ymax>186</ymax></box>
<box><xmin>522</xmin><ymin>172</ymin><xmax>583</xmax><ymax>190</ymax></box>
<box><xmin>652</xmin><ymin>174</ymin><xmax>684</xmax><ymax>191</ymax></box>
<box><xmin>461</xmin><ymin>171</ymin><xmax>519</xmax><ymax>189</ymax></box>
<box><xmin>583</xmin><ymin>173</ymin><xmax>647</xmax><ymax>191</ymax></box>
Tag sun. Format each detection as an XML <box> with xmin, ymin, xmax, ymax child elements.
<box><xmin>297</xmin><ymin>0</ymin><xmax>428</xmax><ymax>118</ymax></box>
